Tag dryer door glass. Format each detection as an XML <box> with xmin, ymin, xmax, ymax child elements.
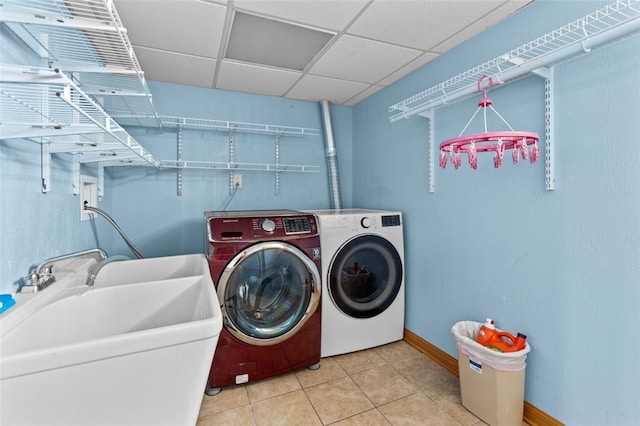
<box><xmin>329</xmin><ymin>235</ymin><xmax>402</xmax><ymax>318</ymax></box>
<box><xmin>218</xmin><ymin>241</ymin><xmax>320</xmax><ymax>346</ymax></box>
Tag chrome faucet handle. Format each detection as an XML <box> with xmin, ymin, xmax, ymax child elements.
<box><xmin>39</xmin><ymin>265</ymin><xmax>53</xmax><ymax>275</ymax></box>
<box><xmin>19</xmin><ymin>270</ymin><xmax>56</xmax><ymax>293</ymax></box>
<box><xmin>24</xmin><ymin>273</ymin><xmax>38</xmax><ymax>286</ymax></box>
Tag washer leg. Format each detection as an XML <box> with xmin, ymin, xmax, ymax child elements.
<box><xmin>205</xmin><ymin>386</ymin><xmax>221</xmax><ymax>396</ymax></box>
<box><xmin>307</xmin><ymin>362</ymin><xmax>321</xmax><ymax>371</ymax></box>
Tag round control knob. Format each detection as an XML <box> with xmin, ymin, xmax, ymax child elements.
<box><xmin>261</xmin><ymin>219</ymin><xmax>276</xmax><ymax>232</ymax></box>
<box><xmin>360</xmin><ymin>217</ymin><xmax>371</xmax><ymax>228</ymax></box>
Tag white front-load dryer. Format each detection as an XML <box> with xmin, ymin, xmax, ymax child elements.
<box><xmin>308</xmin><ymin>209</ymin><xmax>405</xmax><ymax>357</ymax></box>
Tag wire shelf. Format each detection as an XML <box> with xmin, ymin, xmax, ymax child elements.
<box><xmin>160</xmin><ymin>116</ymin><xmax>321</xmax><ymax>137</ymax></box>
<box><xmin>1</xmin><ymin>1</ymin><xmax>322</xmax><ymax>193</ymax></box>
<box><xmin>157</xmin><ymin>160</ymin><xmax>320</xmax><ymax>172</ymax></box>
<box><xmin>0</xmin><ymin>65</ymin><xmax>160</xmax><ymax>167</ymax></box>
<box><xmin>388</xmin><ymin>0</ymin><xmax>640</xmax><ymax>122</ymax></box>
<box><xmin>1</xmin><ymin>0</ymin><xmax>160</xmax><ymax>127</ymax></box>
<box><xmin>159</xmin><ymin>116</ymin><xmax>321</xmax><ymax>174</ymax></box>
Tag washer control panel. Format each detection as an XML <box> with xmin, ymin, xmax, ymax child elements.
<box><xmin>282</xmin><ymin>217</ymin><xmax>312</xmax><ymax>234</ymax></box>
<box><xmin>207</xmin><ymin>212</ymin><xmax>318</xmax><ymax>241</ymax></box>
<box><xmin>260</xmin><ymin>219</ymin><xmax>276</xmax><ymax>233</ymax></box>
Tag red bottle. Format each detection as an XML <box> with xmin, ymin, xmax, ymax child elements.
<box><xmin>476</xmin><ymin>318</ymin><xmax>527</xmax><ymax>353</ymax></box>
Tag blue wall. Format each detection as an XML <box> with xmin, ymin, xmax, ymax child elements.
<box><xmin>0</xmin><ymin>77</ymin><xmax>353</xmax><ymax>289</ymax></box>
<box><xmin>352</xmin><ymin>1</ymin><xmax>640</xmax><ymax>424</ymax></box>
<box><xmin>2</xmin><ymin>1</ymin><xmax>640</xmax><ymax>424</ymax></box>
<box><xmin>0</xmin><ymin>24</ymin><xmax>104</xmax><ymax>290</ymax></box>
<box><xmin>102</xmin><ymin>83</ymin><xmax>354</xmax><ymax>257</ymax></box>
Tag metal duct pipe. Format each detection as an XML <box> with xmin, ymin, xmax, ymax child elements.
<box><xmin>320</xmin><ymin>100</ymin><xmax>342</xmax><ymax>210</ymax></box>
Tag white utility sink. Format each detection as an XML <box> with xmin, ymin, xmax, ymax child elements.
<box><xmin>0</xmin><ymin>253</ymin><xmax>222</xmax><ymax>426</ymax></box>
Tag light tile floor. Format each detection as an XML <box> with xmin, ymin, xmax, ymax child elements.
<box><xmin>196</xmin><ymin>340</ymin><xmax>528</xmax><ymax>425</ymax></box>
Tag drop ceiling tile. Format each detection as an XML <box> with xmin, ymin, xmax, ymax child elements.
<box><xmin>432</xmin><ymin>1</ymin><xmax>534</xmax><ymax>53</ymax></box>
<box><xmin>113</xmin><ymin>0</ymin><xmax>227</xmax><ymax>58</ymax></box>
<box><xmin>134</xmin><ymin>47</ymin><xmax>217</xmax><ymax>88</ymax></box>
<box><xmin>309</xmin><ymin>35</ymin><xmax>422</xmax><ymax>84</ymax></box>
<box><xmin>348</xmin><ymin>0</ymin><xmax>507</xmax><ymax>51</ymax></box>
<box><xmin>111</xmin><ymin>0</ymin><xmax>535</xmax><ymax>106</ymax></box>
<box><xmin>377</xmin><ymin>52</ymin><xmax>439</xmax><ymax>86</ymax></box>
<box><xmin>233</xmin><ymin>0</ymin><xmax>369</xmax><ymax>31</ymax></box>
<box><xmin>344</xmin><ymin>84</ymin><xmax>385</xmax><ymax>106</ymax></box>
<box><xmin>217</xmin><ymin>61</ymin><xmax>302</xmax><ymax>97</ymax></box>
<box><xmin>226</xmin><ymin>12</ymin><xmax>334</xmax><ymax>71</ymax></box>
<box><xmin>286</xmin><ymin>75</ymin><xmax>370</xmax><ymax>105</ymax></box>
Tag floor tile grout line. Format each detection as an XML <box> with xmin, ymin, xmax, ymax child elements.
<box><xmin>299</xmin><ymin>381</ymin><xmax>327</xmax><ymax>425</ymax></box>
<box><xmin>197</xmin><ymin>342</ymin><xmax>481</xmax><ymax>426</ymax></box>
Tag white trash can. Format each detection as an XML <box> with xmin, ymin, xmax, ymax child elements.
<box><xmin>452</xmin><ymin>321</ymin><xmax>531</xmax><ymax>426</ymax></box>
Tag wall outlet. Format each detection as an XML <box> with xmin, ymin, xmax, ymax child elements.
<box><xmin>232</xmin><ymin>174</ymin><xmax>243</xmax><ymax>189</ymax></box>
<box><xmin>80</xmin><ymin>175</ymin><xmax>97</xmax><ymax>221</ymax></box>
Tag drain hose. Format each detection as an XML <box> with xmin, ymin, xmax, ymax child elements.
<box><xmin>84</xmin><ymin>203</ymin><xmax>144</xmax><ymax>259</ymax></box>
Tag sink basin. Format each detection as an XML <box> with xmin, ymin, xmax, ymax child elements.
<box><xmin>91</xmin><ymin>253</ymin><xmax>210</xmax><ymax>286</ymax></box>
<box><xmin>0</xmin><ymin>253</ymin><xmax>222</xmax><ymax>426</ymax></box>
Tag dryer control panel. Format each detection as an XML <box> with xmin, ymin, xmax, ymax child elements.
<box><xmin>381</xmin><ymin>214</ymin><xmax>401</xmax><ymax>227</ymax></box>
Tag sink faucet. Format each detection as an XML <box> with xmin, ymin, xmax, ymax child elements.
<box><xmin>19</xmin><ymin>248</ymin><xmax>107</xmax><ymax>293</ymax></box>
<box><xmin>21</xmin><ymin>266</ymin><xmax>56</xmax><ymax>293</ymax></box>
<box><xmin>85</xmin><ymin>255</ymin><xmax>131</xmax><ymax>287</ymax></box>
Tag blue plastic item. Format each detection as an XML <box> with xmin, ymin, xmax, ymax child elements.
<box><xmin>0</xmin><ymin>294</ymin><xmax>16</xmax><ymax>313</ymax></box>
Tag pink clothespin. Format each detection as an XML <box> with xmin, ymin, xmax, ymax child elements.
<box><xmin>468</xmin><ymin>141</ymin><xmax>477</xmax><ymax>169</ymax></box>
<box><xmin>494</xmin><ymin>140</ymin><xmax>505</xmax><ymax>168</ymax></box>
<box><xmin>530</xmin><ymin>141</ymin><xmax>540</xmax><ymax>164</ymax></box>
<box><xmin>453</xmin><ymin>151</ymin><xmax>462</xmax><ymax>169</ymax></box>
<box><xmin>520</xmin><ymin>138</ymin><xmax>529</xmax><ymax>160</ymax></box>
<box><xmin>439</xmin><ymin>151</ymin><xmax>447</xmax><ymax>168</ymax></box>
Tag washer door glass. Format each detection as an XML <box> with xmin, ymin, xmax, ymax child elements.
<box><xmin>218</xmin><ymin>241</ymin><xmax>320</xmax><ymax>346</ymax></box>
<box><xmin>329</xmin><ymin>235</ymin><xmax>402</xmax><ymax>319</ymax></box>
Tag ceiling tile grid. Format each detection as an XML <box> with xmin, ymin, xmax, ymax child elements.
<box><xmin>113</xmin><ymin>0</ymin><xmax>533</xmax><ymax>106</ymax></box>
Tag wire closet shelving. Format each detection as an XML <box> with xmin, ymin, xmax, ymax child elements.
<box><xmin>388</xmin><ymin>0</ymin><xmax>640</xmax><ymax>192</ymax></box>
<box><xmin>159</xmin><ymin>116</ymin><xmax>321</xmax><ymax>196</ymax></box>
<box><xmin>0</xmin><ymin>0</ymin><xmax>322</xmax><ymax>195</ymax></box>
<box><xmin>1</xmin><ymin>0</ymin><xmax>160</xmax><ymax>128</ymax></box>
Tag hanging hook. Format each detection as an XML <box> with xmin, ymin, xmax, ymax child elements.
<box><xmin>581</xmin><ymin>19</ymin><xmax>591</xmax><ymax>53</ymax></box>
<box><xmin>477</xmin><ymin>75</ymin><xmax>494</xmax><ymax>108</ymax></box>
<box><xmin>440</xmin><ymin>86</ymin><xmax>448</xmax><ymax>105</ymax></box>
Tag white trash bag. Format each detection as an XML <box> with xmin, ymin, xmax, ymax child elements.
<box><xmin>452</xmin><ymin>321</ymin><xmax>531</xmax><ymax>371</ymax></box>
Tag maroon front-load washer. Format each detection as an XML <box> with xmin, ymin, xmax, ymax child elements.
<box><xmin>204</xmin><ymin>210</ymin><xmax>322</xmax><ymax>395</ymax></box>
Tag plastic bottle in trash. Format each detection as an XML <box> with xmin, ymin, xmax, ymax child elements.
<box><xmin>513</xmin><ymin>333</ymin><xmax>527</xmax><ymax>351</ymax></box>
<box><xmin>477</xmin><ymin>318</ymin><xmax>526</xmax><ymax>353</ymax></box>
<box><xmin>476</xmin><ymin>318</ymin><xmax>497</xmax><ymax>347</ymax></box>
